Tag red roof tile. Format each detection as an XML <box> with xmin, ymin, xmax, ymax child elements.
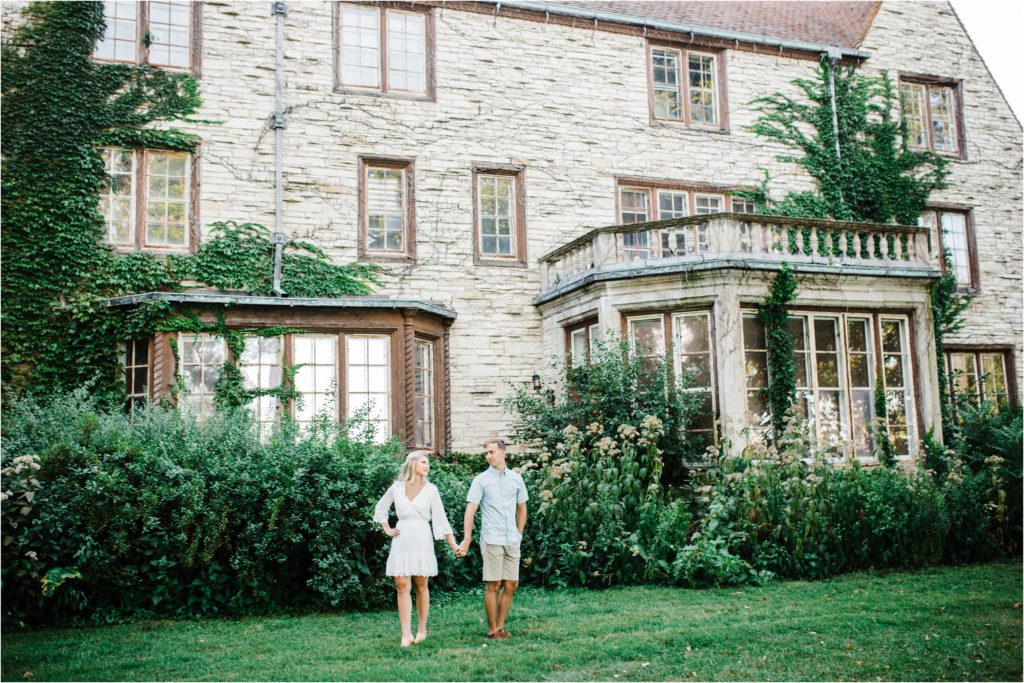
<box><xmin>544</xmin><ymin>1</ymin><xmax>880</xmax><ymax>48</ymax></box>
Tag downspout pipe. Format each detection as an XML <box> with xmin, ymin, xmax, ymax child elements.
<box><xmin>826</xmin><ymin>45</ymin><xmax>844</xmax><ymax>160</ymax></box>
<box><xmin>271</xmin><ymin>1</ymin><xmax>288</xmax><ymax>297</ymax></box>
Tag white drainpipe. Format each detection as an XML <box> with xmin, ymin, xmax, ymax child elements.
<box><xmin>271</xmin><ymin>1</ymin><xmax>287</xmax><ymax>296</ymax></box>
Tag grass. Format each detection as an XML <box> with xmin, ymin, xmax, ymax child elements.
<box><xmin>2</xmin><ymin>561</ymin><xmax>1021</xmax><ymax>682</ymax></box>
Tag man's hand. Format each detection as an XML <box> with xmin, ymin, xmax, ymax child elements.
<box><xmin>458</xmin><ymin>538</ymin><xmax>471</xmax><ymax>556</ymax></box>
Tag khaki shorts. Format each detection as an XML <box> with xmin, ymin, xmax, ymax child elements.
<box><xmin>481</xmin><ymin>541</ymin><xmax>521</xmax><ymax>582</ymax></box>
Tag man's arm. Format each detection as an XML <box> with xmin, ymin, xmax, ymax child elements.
<box><xmin>460</xmin><ymin>502</ymin><xmax>479</xmax><ymax>554</ymax></box>
<box><xmin>516</xmin><ymin>502</ymin><xmax>527</xmax><ymax>536</ymax></box>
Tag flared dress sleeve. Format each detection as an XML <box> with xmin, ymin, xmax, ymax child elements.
<box><xmin>429</xmin><ymin>485</ymin><xmax>453</xmax><ymax>540</ymax></box>
<box><xmin>373</xmin><ymin>483</ymin><xmax>396</xmax><ymax>524</ymax></box>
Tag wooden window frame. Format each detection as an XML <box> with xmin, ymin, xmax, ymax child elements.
<box><xmin>177</xmin><ymin>332</ymin><xmax>226</xmax><ymax>420</ymax></box>
<box><xmin>614</xmin><ymin>177</ymin><xmax>748</xmax><ymax>223</ymax></box>
<box><xmin>564</xmin><ymin>317</ymin><xmax>600</xmax><ymax>366</ymax></box>
<box><xmin>413</xmin><ymin>337</ymin><xmax>437</xmax><ymax>449</ymax></box>
<box><xmin>646</xmin><ymin>41</ymin><xmax>729</xmax><ymax>131</ymax></box>
<box><xmin>898</xmin><ymin>74</ymin><xmax>966</xmax><ymax>160</ymax></box>
<box><xmin>93</xmin><ymin>1</ymin><xmax>203</xmax><ymax>75</ymax></box>
<box><xmin>119</xmin><ymin>338</ymin><xmax>152</xmax><ymax>412</ymax></box>
<box><xmin>472</xmin><ymin>165</ymin><xmax>527</xmax><ymax>267</ymax></box>
<box><xmin>100</xmin><ymin>146</ymin><xmax>201</xmax><ymax>254</ymax></box>
<box><xmin>358</xmin><ymin>156</ymin><xmax>416</xmax><ymax>263</ymax></box>
<box><xmin>333</xmin><ymin>2</ymin><xmax>436</xmax><ymax>101</ymax></box>
<box><xmin>921</xmin><ymin>205</ymin><xmax>979</xmax><ymax>292</ymax></box>
<box><xmin>944</xmin><ymin>347</ymin><xmax>1017</xmax><ymax>409</ymax></box>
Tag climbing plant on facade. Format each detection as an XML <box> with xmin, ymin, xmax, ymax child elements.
<box><xmin>1</xmin><ymin>3</ymin><xmax>379</xmax><ymax>400</ymax></box>
<box><xmin>740</xmin><ymin>58</ymin><xmax>947</xmax><ymax>225</ymax></box>
<box><xmin>757</xmin><ymin>264</ymin><xmax>800</xmax><ymax>440</ymax></box>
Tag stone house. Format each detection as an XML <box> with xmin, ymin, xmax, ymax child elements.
<box><xmin>6</xmin><ymin>1</ymin><xmax>1020</xmax><ymax>458</ymax></box>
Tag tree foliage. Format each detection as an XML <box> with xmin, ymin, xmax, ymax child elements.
<box><xmin>740</xmin><ymin>59</ymin><xmax>947</xmax><ymax>225</ymax></box>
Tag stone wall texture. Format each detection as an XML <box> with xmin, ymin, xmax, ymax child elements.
<box><xmin>3</xmin><ymin>1</ymin><xmax>1020</xmax><ymax>451</ymax></box>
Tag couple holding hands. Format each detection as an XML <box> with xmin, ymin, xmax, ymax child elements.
<box><xmin>373</xmin><ymin>439</ymin><xmax>528</xmax><ymax>647</ymax></box>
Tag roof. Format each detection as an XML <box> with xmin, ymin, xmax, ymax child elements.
<box><xmin>517</xmin><ymin>1</ymin><xmax>880</xmax><ymax>50</ymax></box>
<box><xmin>104</xmin><ymin>292</ymin><xmax>458</xmax><ymax>320</ymax></box>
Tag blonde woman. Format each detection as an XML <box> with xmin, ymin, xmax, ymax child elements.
<box><xmin>373</xmin><ymin>450</ymin><xmax>463</xmax><ymax>647</ymax></box>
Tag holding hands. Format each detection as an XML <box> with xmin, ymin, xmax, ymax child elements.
<box><xmin>449</xmin><ymin>536</ymin><xmax>468</xmax><ymax>557</ymax></box>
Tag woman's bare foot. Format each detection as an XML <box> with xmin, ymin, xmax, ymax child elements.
<box><xmin>413</xmin><ymin>630</ymin><xmax>427</xmax><ymax>644</ymax></box>
<box><xmin>400</xmin><ymin>636</ymin><xmax>413</xmax><ymax>648</ymax></box>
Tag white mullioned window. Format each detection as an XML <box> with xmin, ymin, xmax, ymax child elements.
<box><xmin>649</xmin><ymin>46</ymin><xmax>720</xmax><ymax>124</ymax></box>
<box><xmin>119</xmin><ymin>338</ymin><xmax>150</xmax><ymax>412</ymax></box>
<box><xmin>414</xmin><ymin>339</ymin><xmax>434</xmax><ymax>448</ymax></box>
<box><xmin>628</xmin><ymin>315</ymin><xmax>665</xmax><ymax>375</ymax></box>
<box><xmin>148</xmin><ymin>1</ymin><xmax>191</xmax><ymax>68</ymax></box>
<box><xmin>346</xmin><ymin>335</ymin><xmax>391</xmax><ymax>442</ymax></box>
<box><xmin>100</xmin><ymin>147</ymin><xmax>135</xmax><ymax>246</ymax></box>
<box><xmin>478</xmin><ymin>174</ymin><xmax>516</xmax><ymax>257</ymax></box>
<box><xmin>741</xmin><ymin>312</ymin><xmax>917</xmax><ymax>458</ymax></box>
<box><xmin>95</xmin><ymin>1</ymin><xmax>138</xmax><ymax>62</ymax></box>
<box><xmin>365</xmin><ymin>166</ymin><xmax>406</xmax><ymax>253</ymax></box>
<box><xmin>687</xmin><ymin>52</ymin><xmax>718</xmax><ymax>124</ymax></box>
<box><xmin>338</xmin><ymin>4</ymin><xmax>428</xmax><ymax>95</ymax></box>
<box><xmin>146</xmin><ymin>151</ymin><xmax>190</xmax><ymax>248</ymax></box>
<box><xmin>900</xmin><ymin>81</ymin><xmax>960</xmax><ymax>154</ymax></box>
<box><xmin>673</xmin><ymin>312</ymin><xmax>715</xmax><ymax>439</ymax></box>
<box><xmin>919</xmin><ymin>209</ymin><xmax>974</xmax><ymax>288</ymax></box>
<box><xmin>179</xmin><ymin>334</ymin><xmax>225</xmax><ymax>419</ymax></box>
<box><xmin>240</xmin><ymin>336</ymin><xmax>283</xmax><ymax>437</ymax></box>
<box><xmin>619</xmin><ymin>188</ymin><xmax>652</xmax><ymax>260</ymax></box>
<box><xmin>294</xmin><ymin>335</ymin><xmax>338</xmax><ymax>430</ymax></box>
<box><xmin>387</xmin><ymin>11</ymin><xmax>426</xmax><ymax>93</ymax></box>
<box><xmin>946</xmin><ymin>350</ymin><xmax>1011</xmax><ymax>409</ymax></box>
<box><xmin>651</xmin><ymin>47</ymin><xmax>683</xmax><ymax>120</ymax></box>
<box><xmin>94</xmin><ymin>0</ymin><xmax>194</xmax><ymax>69</ymax></box>
<box><xmin>980</xmin><ymin>353</ymin><xmax>1010</xmax><ymax>406</ymax></box>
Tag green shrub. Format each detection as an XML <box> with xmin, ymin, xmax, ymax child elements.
<box><xmin>0</xmin><ymin>391</ymin><xmax>478</xmax><ymax>628</ymax></box>
<box><xmin>502</xmin><ymin>340</ymin><xmax>705</xmax><ymax>488</ymax></box>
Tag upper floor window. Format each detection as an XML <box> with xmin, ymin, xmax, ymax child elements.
<box><xmin>919</xmin><ymin>208</ymin><xmax>976</xmax><ymax>290</ymax></box>
<box><xmin>94</xmin><ymin>0</ymin><xmax>197</xmax><ymax>71</ymax></box>
<box><xmin>336</xmin><ymin>3</ymin><xmax>432</xmax><ymax>97</ymax></box>
<box><xmin>99</xmin><ymin>147</ymin><xmax>195</xmax><ymax>251</ymax></box>
<box><xmin>473</xmin><ymin>167</ymin><xmax>526</xmax><ymax>266</ymax></box>
<box><xmin>899</xmin><ymin>77</ymin><xmax>963</xmax><ymax>156</ymax></box>
<box><xmin>648</xmin><ymin>44</ymin><xmax>724</xmax><ymax>127</ymax></box>
<box><xmin>359</xmin><ymin>157</ymin><xmax>415</xmax><ymax>262</ymax></box>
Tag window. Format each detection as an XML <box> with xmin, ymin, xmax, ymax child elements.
<box><xmin>179</xmin><ymin>334</ymin><xmax>225</xmax><ymax>419</ymax></box>
<box><xmin>294</xmin><ymin>335</ymin><xmax>338</xmax><ymax>431</ymax></box>
<box><xmin>919</xmin><ymin>208</ymin><xmax>976</xmax><ymax>289</ymax></box>
<box><xmin>628</xmin><ymin>316</ymin><xmax>665</xmax><ymax>374</ymax></box>
<box><xmin>347</xmin><ymin>335</ymin><xmax>391</xmax><ymax>442</ymax></box>
<box><xmin>899</xmin><ymin>78</ymin><xmax>963</xmax><ymax>156</ymax></box>
<box><xmin>99</xmin><ymin>147</ymin><xmax>194</xmax><ymax>251</ymax></box>
<box><xmin>414</xmin><ymin>340</ymin><xmax>434</xmax><ymax>448</ymax></box>
<box><xmin>674</xmin><ymin>312</ymin><xmax>715</xmax><ymax>440</ymax></box>
<box><xmin>337</xmin><ymin>3</ymin><xmax>431</xmax><ymax>97</ymax></box>
<box><xmin>359</xmin><ymin>158</ymin><xmax>415</xmax><ymax>261</ymax></box>
<box><xmin>649</xmin><ymin>45</ymin><xmax>723</xmax><ymax>126</ymax></box>
<box><xmin>617</xmin><ymin>182</ymin><xmax>739</xmax><ymax>257</ymax></box>
<box><xmin>946</xmin><ymin>350</ymin><xmax>1012</xmax><ymax>408</ymax></box>
<box><xmin>566</xmin><ymin>319</ymin><xmax>601</xmax><ymax>366</ymax></box>
<box><xmin>742</xmin><ymin>312</ymin><xmax>916</xmax><ymax>458</ymax></box>
<box><xmin>94</xmin><ymin>0</ymin><xmax>197</xmax><ymax>71</ymax></box>
<box><xmin>732</xmin><ymin>198</ymin><xmax>757</xmax><ymax>214</ymax></box>
<box><xmin>473</xmin><ymin>168</ymin><xmax>526</xmax><ymax>265</ymax></box>
<box><xmin>119</xmin><ymin>339</ymin><xmax>150</xmax><ymax>412</ymax></box>
<box><xmin>240</xmin><ymin>336</ymin><xmax>283</xmax><ymax>437</ymax></box>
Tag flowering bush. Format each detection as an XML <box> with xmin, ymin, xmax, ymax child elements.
<box><xmin>519</xmin><ymin>415</ymin><xmax>694</xmax><ymax>587</ymax></box>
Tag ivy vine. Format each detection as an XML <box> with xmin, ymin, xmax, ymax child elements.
<box><xmin>757</xmin><ymin>264</ymin><xmax>800</xmax><ymax>440</ymax></box>
<box><xmin>1</xmin><ymin>3</ymin><xmax>380</xmax><ymax>403</ymax></box>
<box><xmin>738</xmin><ymin>58</ymin><xmax>948</xmax><ymax>225</ymax></box>
<box><xmin>930</xmin><ymin>255</ymin><xmax>974</xmax><ymax>440</ymax></box>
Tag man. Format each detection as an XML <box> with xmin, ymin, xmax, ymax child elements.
<box><xmin>460</xmin><ymin>438</ymin><xmax>528</xmax><ymax>640</ymax></box>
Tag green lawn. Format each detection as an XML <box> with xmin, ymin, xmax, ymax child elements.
<box><xmin>2</xmin><ymin>561</ymin><xmax>1021</xmax><ymax>681</ymax></box>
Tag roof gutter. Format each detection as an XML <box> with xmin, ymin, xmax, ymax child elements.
<box><xmin>490</xmin><ymin>1</ymin><xmax>873</xmax><ymax>60</ymax></box>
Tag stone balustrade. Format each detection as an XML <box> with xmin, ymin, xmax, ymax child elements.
<box><xmin>538</xmin><ymin>213</ymin><xmax>937</xmax><ymax>297</ymax></box>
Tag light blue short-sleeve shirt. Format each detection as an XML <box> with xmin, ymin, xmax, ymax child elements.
<box><xmin>467</xmin><ymin>466</ymin><xmax>529</xmax><ymax>546</ymax></box>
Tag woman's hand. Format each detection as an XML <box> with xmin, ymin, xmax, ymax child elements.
<box><xmin>383</xmin><ymin>526</ymin><xmax>400</xmax><ymax>538</ymax></box>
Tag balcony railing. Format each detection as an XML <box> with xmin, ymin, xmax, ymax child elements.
<box><xmin>538</xmin><ymin>213</ymin><xmax>937</xmax><ymax>297</ymax></box>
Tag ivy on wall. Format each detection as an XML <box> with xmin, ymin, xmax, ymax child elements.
<box><xmin>739</xmin><ymin>59</ymin><xmax>948</xmax><ymax>225</ymax></box>
<box><xmin>930</xmin><ymin>261</ymin><xmax>974</xmax><ymax>439</ymax></box>
<box><xmin>757</xmin><ymin>264</ymin><xmax>800</xmax><ymax>440</ymax></box>
<box><xmin>1</xmin><ymin>3</ymin><xmax>379</xmax><ymax>402</ymax></box>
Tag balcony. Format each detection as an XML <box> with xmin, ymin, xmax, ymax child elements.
<box><xmin>536</xmin><ymin>213</ymin><xmax>939</xmax><ymax>304</ymax></box>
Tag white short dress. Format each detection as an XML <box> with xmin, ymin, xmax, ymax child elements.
<box><xmin>373</xmin><ymin>481</ymin><xmax>454</xmax><ymax>577</ymax></box>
